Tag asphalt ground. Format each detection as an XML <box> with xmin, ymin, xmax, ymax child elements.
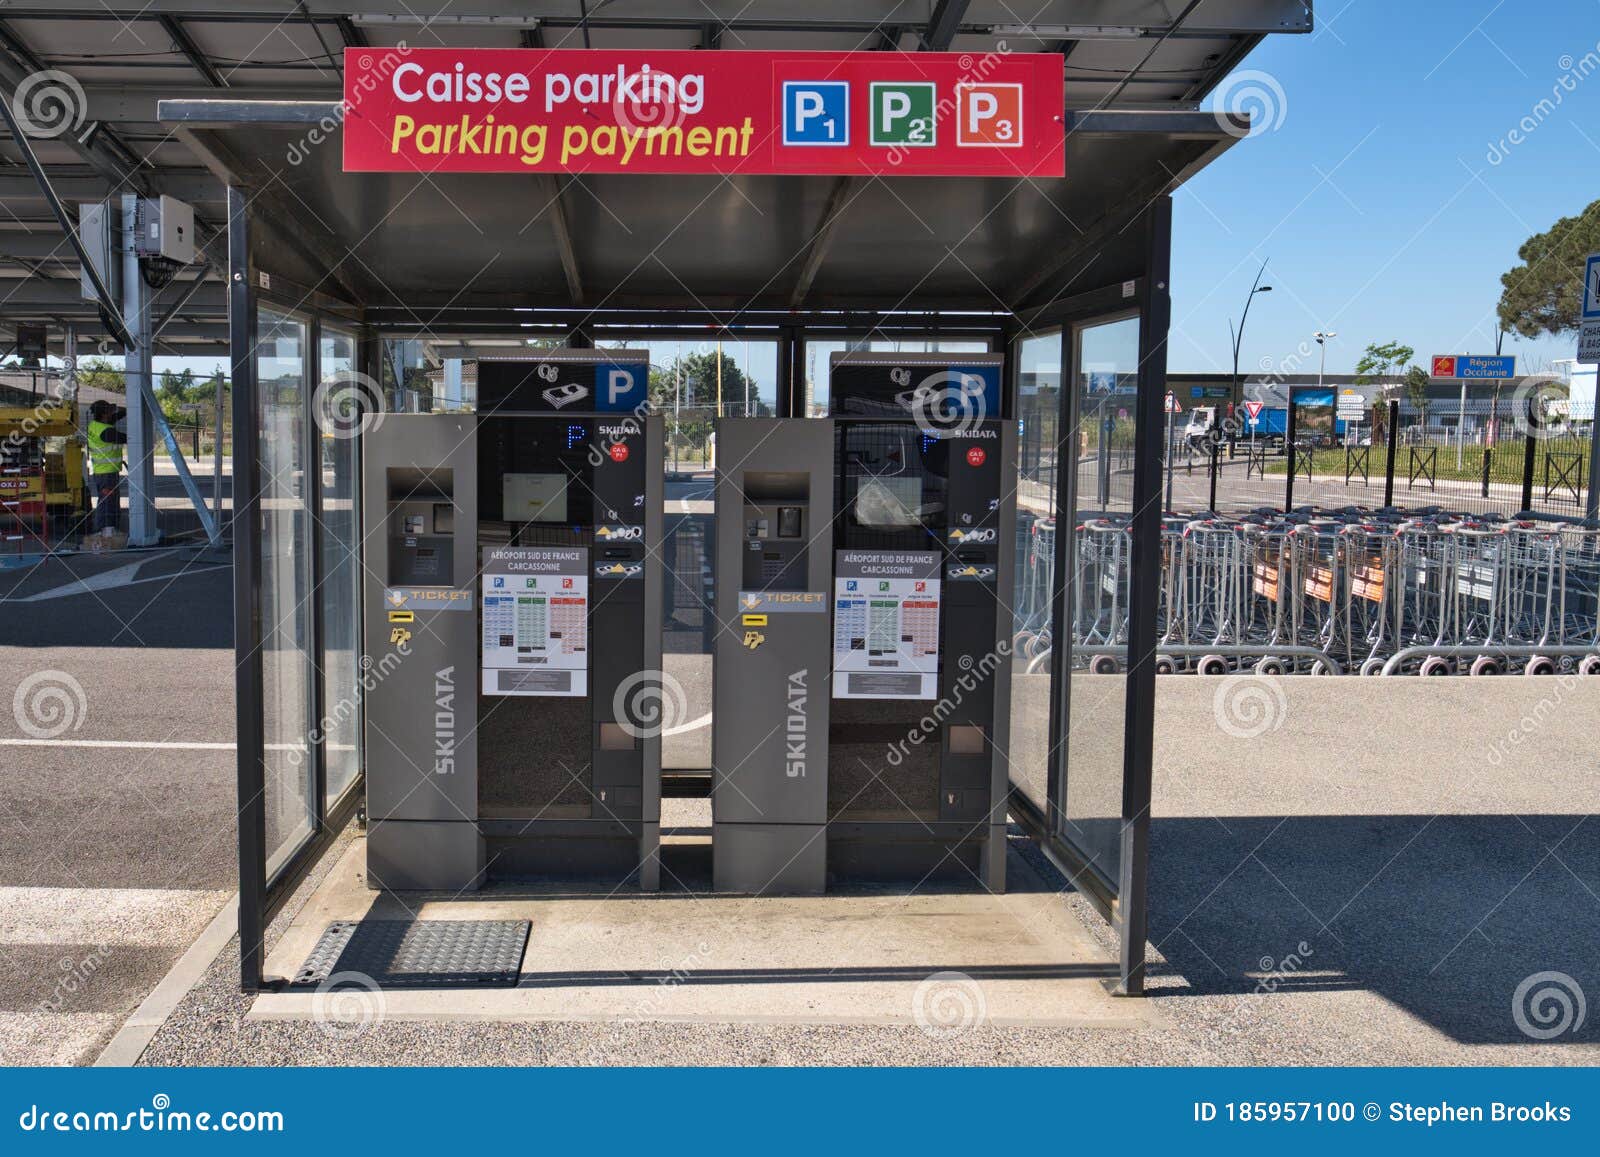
<box><xmin>0</xmin><ymin>546</ymin><xmax>235</xmax><ymax>1064</ymax></box>
<box><xmin>136</xmin><ymin>675</ymin><xmax>1597</xmax><ymax>1066</ymax></box>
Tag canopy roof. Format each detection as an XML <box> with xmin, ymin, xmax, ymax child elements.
<box><xmin>0</xmin><ymin>1</ymin><xmax>1312</xmax><ymax>347</ymax></box>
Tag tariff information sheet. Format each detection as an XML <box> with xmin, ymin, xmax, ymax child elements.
<box><xmin>833</xmin><ymin>550</ymin><xmax>941</xmax><ymax>700</ymax></box>
<box><xmin>481</xmin><ymin>546</ymin><xmax>588</xmax><ymax>697</ymax></box>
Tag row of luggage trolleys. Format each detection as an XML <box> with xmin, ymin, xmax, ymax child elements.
<box><xmin>1013</xmin><ymin>509</ymin><xmax>1600</xmax><ymax>676</ymax></box>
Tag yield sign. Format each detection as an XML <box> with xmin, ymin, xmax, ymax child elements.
<box><xmin>1243</xmin><ymin>400</ymin><xmax>1264</xmax><ymax>420</ymax></box>
<box><xmin>1164</xmin><ymin>392</ymin><xmax>1181</xmax><ymax>414</ymax></box>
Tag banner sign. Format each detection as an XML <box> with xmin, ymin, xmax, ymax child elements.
<box><xmin>342</xmin><ymin>48</ymin><xmax>1065</xmax><ymax>177</ymax></box>
<box><xmin>1430</xmin><ymin>355</ymin><xmax>1516</xmax><ymax>379</ymax></box>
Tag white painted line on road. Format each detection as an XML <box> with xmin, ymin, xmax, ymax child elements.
<box><xmin>0</xmin><ymin>738</ymin><xmax>235</xmax><ymax>750</ymax></box>
<box><xmin>0</xmin><ymin>739</ymin><xmax>357</xmax><ymax>751</ymax></box>
<box><xmin>0</xmin><ymin>886</ymin><xmax>231</xmax><ymax>946</ymax></box>
<box><xmin>10</xmin><ymin>563</ymin><xmax>229</xmax><ymax>602</ymax></box>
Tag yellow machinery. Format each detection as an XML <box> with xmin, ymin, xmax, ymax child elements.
<box><xmin>0</xmin><ymin>398</ymin><xmax>86</xmax><ymax>547</ymax></box>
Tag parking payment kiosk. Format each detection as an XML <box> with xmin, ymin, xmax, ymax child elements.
<box><xmin>362</xmin><ymin>350</ymin><xmax>663</xmax><ymax>892</ymax></box>
<box><xmin>712</xmin><ymin>352</ymin><xmax>1016</xmax><ymax>893</ymax></box>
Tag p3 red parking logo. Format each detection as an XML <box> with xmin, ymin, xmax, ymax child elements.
<box><xmin>956</xmin><ymin>84</ymin><xmax>1022</xmax><ymax>148</ymax></box>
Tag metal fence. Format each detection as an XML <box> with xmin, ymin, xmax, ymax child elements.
<box><xmin>1161</xmin><ymin>400</ymin><xmax>1598</xmax><ymax>524</ymax></box>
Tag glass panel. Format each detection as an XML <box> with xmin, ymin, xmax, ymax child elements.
<box><xmin>620</xmin><ymin>339</ymin><xmax>777</xmax><ymax>769</ymax></box>
<box><xmin>318</xmin><ymin>326</ymin><xmax>361</xmax><ymax>806</ymax></box>
<box><xmin>257</xmin><ymin>307</ymin><xmax>315</xmax><ymax>878</ymax></box>
<box><xmin>1062</xmin><ymin>314</ymin><xmax>1140</xmax><ymax>884</ymax></box>
<box><xmin>802</xmin><ymin>337</ymin><xmax>991</xmax><ymax>415</ymax></box>
<box><xmin>1009</xmin><ymin>331</ymin><xmax>1062</xmax><ymax>814</ymax></box>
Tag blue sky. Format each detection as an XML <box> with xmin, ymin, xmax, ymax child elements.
<box><xmin>1174</xmin><ymin>0</ymin><xmax>1600</xmax><ymax>376</ymax></box>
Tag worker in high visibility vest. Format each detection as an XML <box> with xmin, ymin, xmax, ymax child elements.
<box><xmin>86</xmin><ymin>399</ymin><xmax>128</xmax><ymax>535</ymax></box>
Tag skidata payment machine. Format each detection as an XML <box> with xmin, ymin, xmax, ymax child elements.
<box><xmin>362</xmin><ymin>350</ymin><xmax>663</xmax><ymax>891</ymax></box>
<box><xmin>712</xmin><ymin>352</ymin><xmax>1016</xmax><ymax>894</ymax></box>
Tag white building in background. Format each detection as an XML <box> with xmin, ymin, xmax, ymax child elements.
<box><xmin>1552</xmin><ymin>359</ymin><xmax>1596</xmax><ymax>423</ymax></box>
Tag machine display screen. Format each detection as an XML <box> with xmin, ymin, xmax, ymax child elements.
<box><xmin>477</xmin><ymin>417</ymin><xmax>594</xmax><ymax>527</ymax></box>
<box><xmin>835</xmin><ymin>424</ymin><xmax>946</xmax><ymax>544</ymax></box>
<box><xmin>502</xmin><ymin>472</ymin><xmax>569</xmax><ymax>522</ymax></box>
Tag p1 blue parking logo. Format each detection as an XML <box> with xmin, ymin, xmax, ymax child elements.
<box><xmin>783</xmin><ymin>82</ymin><xmax>849</xmax><ymax>146</ymax></box>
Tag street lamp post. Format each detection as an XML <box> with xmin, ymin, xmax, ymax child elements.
<box><xmin>1226</xmin><ymin>261</ymin><xmax>1273</xmax><ymax>503</ymax></box>
<box><xmin>1229</xmin><ymin>259</ymin><xmax>1273</xmax><ymax>430</ymax></box>
<box><xmin>1315</xmin><ymin>330</ymin><xmax>1337</xmax><ymax>443</ymax></box>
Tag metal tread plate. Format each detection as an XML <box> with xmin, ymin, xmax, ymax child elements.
<box><xmin>293</xmin><ymin>919</ymin><xmax>531</xmax><ymax>988</ymax></box>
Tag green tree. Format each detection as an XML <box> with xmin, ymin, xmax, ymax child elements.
<box><xmin>1497</xmin><ymin>198</ymin><xmax>1600</xmax><ymax>338</ymax></box>
<box><xmin>1353</xmin><ymin>340</ymin><xmax>1414</xmax><ymax>385</ymax></box>
<box><xmin>75</xmin><ymin>356</ymin><xmax>125</xmax><ymax>393</ymax></box>
<box><xmin>1402</xmin><ymin>365</ymin><xmax>1431</xmax><ymax>422</ymax></box>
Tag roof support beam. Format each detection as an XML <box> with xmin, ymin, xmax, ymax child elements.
<box><xmin>0</xmin><ymin>21</ymin><xmax>148</xmax><ymax>190</ymax></box>
<box><xmin>917</xmin><ymin>0</ymin><xmax>969</xmax><ymax>52</ymax></box>
<box><xmin>0</xmin><ymin>88</ymin><xmax>133</xmax><ymax>346</ymax></box>
<box><xmin>788</xmin><ymin>176</ymin><xmax>858</xmax><ymax>309</ymax></box>
<box><xmin>538</xmin><ymin>173</ymin><xmax>583</xmax><ymax>305</ymax></box>
<box><xmin>335</xmin><ymin>16</ymin><xmax>366</xmax><ymax>48</ymax></box>
<box><xmin>159</xmin><ymin>15</ymin><xmax>228</xmax><ymax>88</ymax></box>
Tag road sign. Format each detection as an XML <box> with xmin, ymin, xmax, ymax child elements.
<box><xmin>1579</xmin><ymin>320</ymin><xmax>1600</xmax><ymax>365</ymax></box>
<box><xmin>1583</xmin><ymin>252</ymin><xmax>1600</xmax><ymax>320</ymax></box>
<box><xmin>1336</xmin><ymin>391</ymin><xmax>1366</xmax><ymax>421</ymax></box>
<box><xmin>1243</xmin><ymin>400</ymin><xmax>1264</xmax><ymax>420</ymax></box>
<box><xmin>1431</xmin><ymin>354</ymin><xmax>1515</xmax><ymax>379</ymax></box>
<box><xmin>1164</xmin><ymin>392</ymin><xmax>1180</xmax><ymax>414</ymax></box>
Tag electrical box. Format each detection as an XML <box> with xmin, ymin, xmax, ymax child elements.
<box><xmin>135</xmin><ymin>195</ymin><xmax>195</xmax><ymax>265</ymax></box>
<box><xmin>76</xmin><ymin>201</ymin><xmax>117</xmax><ymax>305</ymax></box>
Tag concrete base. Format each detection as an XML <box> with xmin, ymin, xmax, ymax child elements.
<box><xmin>366</xmin><ymin>821</ymin><xmax>484</xmax><ymax>892</ymax></box>
<box><xmin>252</xmin><ymin>838</ymin><xmax>1159</xmax><ymax>1030</ymax></box>
<box><xmin>712</xmin><ymin>822</ymin><xmax>826</xmax><ymax>894</ymax></box>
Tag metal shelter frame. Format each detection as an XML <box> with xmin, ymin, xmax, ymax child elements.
<box><xmin>217</xmin><ymin>181</ymin><xmax>1177</xmax><ymax>1000</ymax></box>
